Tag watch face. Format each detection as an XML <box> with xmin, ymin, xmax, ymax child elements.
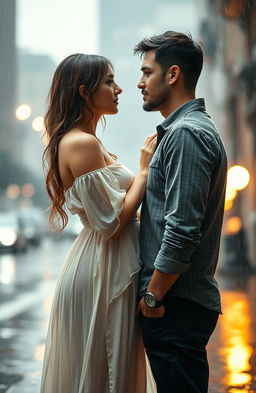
<box><xmin>144</xmin><ymin>293</ymin><xmax>156</xmax><ymax>308</ymax></box>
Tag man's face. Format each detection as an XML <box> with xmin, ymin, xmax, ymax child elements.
<box><xmin>137</xmin><ymin>50</ymin><xmax>170</xmax><ymax>112</ymax></box>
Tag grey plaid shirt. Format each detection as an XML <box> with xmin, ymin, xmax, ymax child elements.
<box><xmin>139</xmin><ymin>98</ymin><xmax>227</xmax><ymax>313</ymax></box>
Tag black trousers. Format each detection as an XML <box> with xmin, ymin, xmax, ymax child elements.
<box><xmin>140</xmin><ymin>296</ymin><xmax>219</xmax><ymax>393</ymax></box>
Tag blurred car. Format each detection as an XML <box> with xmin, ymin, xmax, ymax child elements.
<box><xmin>0</xmin><ymin>211</ymin><xmax>28</xmax><ymax>253</ymax></box>
<box><xmin>18</xmin><ymin>207</ymin><xmax>46</xmax><ymax>246</ymax></box>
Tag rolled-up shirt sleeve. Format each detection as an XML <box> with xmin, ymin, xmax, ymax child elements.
<box><xmin>154</xmin><ymin>126</ymin><xmax>217</xmax><ymax>274</ymax></box>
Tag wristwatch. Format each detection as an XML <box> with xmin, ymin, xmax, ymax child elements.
<box><xmin>143</xmin><ymin>292</ymin><xmax>164</xmax><ymax>308</ymax></box>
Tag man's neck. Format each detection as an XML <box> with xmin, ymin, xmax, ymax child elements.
<box><xmin>160</xmin><ymin>93</ymin><xmax>195</xmax><ymax>118</ymax></box>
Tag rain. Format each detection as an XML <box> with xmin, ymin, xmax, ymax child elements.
<box><xmin>0</xmin><ymin>0</ymin><xmax>256</xmax><ymax>392</ymax></box>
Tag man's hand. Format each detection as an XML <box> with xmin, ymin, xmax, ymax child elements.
<box><xmin>136</xmin><ymin>269</ymin><xmax>180</xmax><ymax>319</ymax></box>
<box><xmin>136</xmin><ymin>297</ymin><xmax>165</xmax><ymax>318</ymax></box>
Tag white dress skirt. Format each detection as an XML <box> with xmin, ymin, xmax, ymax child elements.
<box><xmin>40</xmin><ymin>162</ymin><xmax>156</xmax><ymax>393</ymax></box>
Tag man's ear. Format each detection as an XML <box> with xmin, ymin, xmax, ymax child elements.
<box><xmin>79</xmin><ymin>84</ymin><xmax>89</xmax><ymax>100</ymax></box>
<box><xmin>167</xmin><ymin>65</ymin><xmax>180</xmax><ymax>85</ymax></box>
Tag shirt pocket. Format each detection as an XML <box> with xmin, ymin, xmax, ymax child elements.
<box><xmin>147</xmin><ymin>155</ymin><xmax>162</xmax><ymax>192</ymax></box>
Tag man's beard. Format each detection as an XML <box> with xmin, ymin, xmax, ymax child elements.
<box><xmin>143</xmin><ymin>100</ymin><xmax>161</xmax><ymax>112</ymax></box>
<box><xmin>142</xmin><ymin>91</ymin><xmax>168</xmax><ymax>112</ymax></box>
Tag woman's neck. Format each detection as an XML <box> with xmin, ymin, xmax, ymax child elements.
<box><xmin>75</xmin><ymin>113</ymin><xmax>101</xmax><ymax>135</ymax></box>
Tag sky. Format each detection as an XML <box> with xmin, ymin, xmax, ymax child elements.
<box><xmin>17</xmin><ymin>0</ymin><xmax>99</xmax><ymax>64</ymax></box>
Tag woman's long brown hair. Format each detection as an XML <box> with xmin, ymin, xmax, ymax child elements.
<box><xmin>43</xmin><ymin>54</ymin><xmax>111</xmax><ymax>231</ymax></box>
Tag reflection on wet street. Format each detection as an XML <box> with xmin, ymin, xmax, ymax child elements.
<box><xmin>208</xmin><ymin>274</ymin><xmax>256</xmax><ymax>393</ymax></box>
<box><xmin>0</xmin><ymin>236</ymin><xmax>72</xmax><ymax>393</ymax></box>
<box><xmin>0</xmin><ymin>237</ymin><xmax>256</xmax><ymax>393</ymax></box>
<box><xmin>0</xmin><ymin>255</ymin><xmax>16</xmax><ymax>286</ymax></box>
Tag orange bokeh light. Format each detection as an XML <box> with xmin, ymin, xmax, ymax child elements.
<box><xmin>6</xmin><ymin>184</ymin><xmax>20</xmax><ymax>199</ymax></box>
<box><xmin>21</xmin><ymin>183</ymin><xmax>35</xmax><ymax>198</ymax></box>
<box><xmin>225</xmin><ymin>216</ymin><xmax>242</xmax><ymax>235</ymax></box>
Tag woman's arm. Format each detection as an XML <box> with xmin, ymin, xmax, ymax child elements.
<box><xmin>63</xmin><ymin>131</ymin><xmax>157</xmax><ymax>237</ymax></box>
<box><xmin>111</xmin><ymin>133</ymin><xmax>157</xmax><ymax>237</ymax></box>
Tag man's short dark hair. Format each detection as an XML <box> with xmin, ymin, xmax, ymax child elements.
<box><xmin>134</xmin><ymin>31</ymin><xmax>203</xmax><ymax>90</ymax></box>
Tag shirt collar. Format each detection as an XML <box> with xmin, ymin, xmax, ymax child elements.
<box><xmin>156</xmin><ymin>98</ymin><xmax>206</xmax><ymax>143</ymax></box>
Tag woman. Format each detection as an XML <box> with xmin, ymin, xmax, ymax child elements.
<box><xmin>40</xmin><ymin>53</ymin><xmax>157</xmax><ymax>393</ymax></box>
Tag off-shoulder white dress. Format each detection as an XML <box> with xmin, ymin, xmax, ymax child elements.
<box><xmin>40</xmin><ymin>162</ymin><xmax>156</xmax><ymax>393</ymax></box>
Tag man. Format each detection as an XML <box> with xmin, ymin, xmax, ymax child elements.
<box><xmin>135</xmin><ymin>31</ymin><xmax>227</xmax><ymax>393</ymax></box>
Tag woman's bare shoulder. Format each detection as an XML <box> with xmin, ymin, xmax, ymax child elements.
<box><xmin>60</xmin><ymin>129</ymin><xmax>99</xmax><ymax>150</ymax></box>
<box><xmin>59</xmin><ymin>130</ymin><xmax>106</xmax><ymax>178</ymax></box>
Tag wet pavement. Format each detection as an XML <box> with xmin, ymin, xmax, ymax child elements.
<box><xmin>208</xmin><ymin>274</ymin><xmax>256</xmax><ymax>393</ymax></box>
<box><xmin>0</xmin><ymin>236</ymin><xmax>72</xmax><ymax>393</ymax></box>
<box><xmin>0</xmin><ymin>237</ymin><xmax>256</xmax><ymax>393</ymax></box>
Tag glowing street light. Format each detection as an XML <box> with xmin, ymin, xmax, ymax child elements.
<box><xmin>32</xmin><ymin>116</ymin><xmax>45</xmax><ymax>132</ymax></box>
<box><xmin>227</xmin><ymin>165</ymin><xmax>250</xmax><ymax>191</ymax></box>
<box><xmin>224</xmin><ymin>199</ymin><xmax>233</xmax><ymax>212</ymax></box>
<box><xmin>21</xmin><ymin>183</ymin><xmax>35</xmax><ymax>198</ymax></box>
<box><xmin>224</xmin><ymin>186</ymin><xmax>236</xmax><ymax>210</ymax></box>
<box><xmin>225</xmin><ymin>184</ymin><xmax>237</xmax><ymax>202</ymax></box>
<box><xmin>6</xmin><ymin>184</ymin><xmax>20</xmax><ymax>199</ymax></box>
<box><xmin>224</xmin><ymin>165</ymin><xmax>250</xmax><ymax>211</ymax></box>
<box><xmin>225</xmin><ymin>216</ymin><xmax>242</xmax><ymax>235</ymax></box>
<box><xmin>16</xmin><ymin>104</ymin><xmax>32</xmax><ymax>121</ymax></box>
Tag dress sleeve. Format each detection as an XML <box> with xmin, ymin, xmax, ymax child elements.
<box><xmin>74</xmin><ymin>168</ymin><xmax>126</xmax><ymax>240</ymax></box>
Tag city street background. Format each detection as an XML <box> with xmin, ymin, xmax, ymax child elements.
<box><xmin>0</xmin><ymin>0</ymin><xmax>256</xmax><ymax>392</ymax></box>
<box><xmin>0</xmin><ymin>236</ymin><xmax>256</xmax><ymax>393</ymax></box>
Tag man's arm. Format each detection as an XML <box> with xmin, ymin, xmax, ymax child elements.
<box><xmin>138</xmin><ymin>126</ymin><xmax>217</xmax><ymax>317</ymax></box>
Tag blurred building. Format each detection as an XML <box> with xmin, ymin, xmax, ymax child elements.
<box><xmin>198</xmin><ymin>0</ymin><xmax>256</xmax><ymax>270</ymax></box>
<box><xmin>0</xmin><ymin>0</ymin><xmax>16</xmax><ymax>156</ymax></box>
<box><xmin>16</xmin><ymin>50</ymin><xmax>56</xmax><ymax>177</ymax></box>
<box><xmin>0</xmin><ymin>43</ymin><xmax>55</xmax><ymax>209</ymax></box>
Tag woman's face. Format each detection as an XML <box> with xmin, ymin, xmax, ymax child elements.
<box><xmin>91</xmin><ymin>65</ymin><xmax>122</xmax><ymax>116</ymax></box>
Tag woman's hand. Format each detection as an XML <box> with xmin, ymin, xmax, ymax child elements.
<box><xmin>139</xmin><ymin>133</ymin><xmax>157</xmax><ymax>173</ymax></box>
